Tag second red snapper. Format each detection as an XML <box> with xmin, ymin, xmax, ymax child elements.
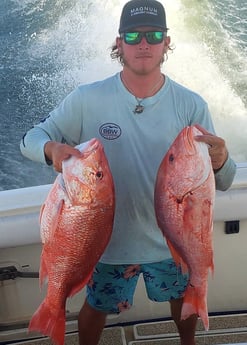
<box><xmin>154</xmin><ymin>126</ymin><xmax>215</xmax><ymax>330</ymax></box>
<box><xmin>28</xmin><ymin>138</ymin><xmax>115</xmax><ymax>345</ymax></box>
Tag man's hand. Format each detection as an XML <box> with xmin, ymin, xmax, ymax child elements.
<box><xmin>44</xmin><ymin>141</ymin><xmax>81</xmax><ymax>172</ymax></box>
<box><xmin>194</xmin><ymin>124</ymin><xmax>228</xmax><ymax>171</ymax></box>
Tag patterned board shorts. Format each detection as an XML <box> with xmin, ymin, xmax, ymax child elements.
<box><xmin>86</xmin><ymin>258</ymin><xmax>188</xmax><ymax>313</ymax></box>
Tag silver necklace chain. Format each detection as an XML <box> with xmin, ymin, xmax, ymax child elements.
<box><xmin>121</xmin><ymin>73</ymin><xmax>164</xmax><ymax>114</ymax></box>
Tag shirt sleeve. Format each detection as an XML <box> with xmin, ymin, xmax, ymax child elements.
<box><xmin>20</xmin><ymin>127</ymin><xmax>53</xmax><ymax>164</ymax></box>
<box><xmin>214</xmin><ymin>156</ymin><xmax>236</xmax><ymax>191</ymax></box>
<box><xmin>20</xmin><ymin>87</ymin><xmax>83</xmax><ymax>164</ymax></box>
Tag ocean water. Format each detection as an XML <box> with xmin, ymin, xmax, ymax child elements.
<box><xmin>0</xmin><ymin>0</ymin><xmax>246</xmax><ymax>191</ymax></box>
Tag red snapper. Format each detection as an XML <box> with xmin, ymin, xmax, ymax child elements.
<box><xmin>29</xmin><ymin>138</ymin><xmax>115</xmax><ymax>345</ymax></box>
<box><xmin>154</xmin><ymin>125</ymin><xmax>215</xmax><ymax>330</ymax></box>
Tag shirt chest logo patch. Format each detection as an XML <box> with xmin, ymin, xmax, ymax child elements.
<box><xmin>99</xmin><ymin>123</ymin><xmax>122</xmax><ymax>140</ymax></box>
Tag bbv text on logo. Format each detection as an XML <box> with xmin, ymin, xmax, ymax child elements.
<box><xmin>99</xmin><ymin>123</ymin><xmax>122</xmax><ymax>140</ymax></box>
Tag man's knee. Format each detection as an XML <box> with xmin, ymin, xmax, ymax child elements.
<box><xmin>169</xmin><ymin>298</ymin><xmax>183</xmax><ymax>322</ymax></box>
<box><xmin>79</xmin><ymin>300</ymin><xmax>107</xmax><ymax>318</ymax></box>
<box><xmin>78</xmin><ymin>300</ymin><xmax>107</xmax><ymax>345</ymax></box>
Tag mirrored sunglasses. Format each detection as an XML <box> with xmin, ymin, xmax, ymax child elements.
<box><xmin>120</xmin><ymin>31</ymin><xmax>165</xmax><ymax>45</ymax></box>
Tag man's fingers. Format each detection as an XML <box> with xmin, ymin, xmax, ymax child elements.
<box><xmin>194</xmin><ymin>123</ymin><xmax>213</xmax><ymax>136</ymax></box>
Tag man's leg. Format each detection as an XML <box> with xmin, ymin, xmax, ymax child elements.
<box><xmin>78</xmin><ymin>299</ymin><xmax>107</xmax><ymax>345</ymax></box>
<box><xmin>78</xmin><ymin>262</ymin><xmax>140</xmax><ymax>345</ymax></box>
<box><xmin>143</xmin><ymin>260</ymin><xmax>196</xmax><ymax>344</ymax></box>
<box><xmin>169</xmin><ymin>298</ymin><xmax>198</xmax><ymax>345</ymax></box>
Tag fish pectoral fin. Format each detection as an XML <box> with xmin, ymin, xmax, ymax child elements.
<box><xmin>167</xmin><ymin>239</ymin><xmax>188</xmax><ymax>274</ymax></box>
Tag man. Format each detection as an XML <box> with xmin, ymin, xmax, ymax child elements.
<box><xmin>20</xmin><ymin>1</ymin><xmax>236</xmax><ymax>344</ymax></box>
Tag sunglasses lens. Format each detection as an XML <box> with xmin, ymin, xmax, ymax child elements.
<box><xmin>146</xmin><ymin>31</ymin><xmax>164</xmax><ymax>44</ymax></box>
<box><xmin>124</xmin><ymin>32</ymin><xmax>141</xmax><ymax>45</ymax></box>
<box><xmin>122</xmin><ymin>31</ymin><xmax>164</xmax><ymax>45</ymax></box>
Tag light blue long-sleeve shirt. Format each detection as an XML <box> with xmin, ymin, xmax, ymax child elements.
<box><xmin>20</xmin><ymin>73</ymin><xmax>236</xmax><ymax>264</ymax></box>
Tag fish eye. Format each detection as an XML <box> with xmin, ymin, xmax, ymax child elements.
<box><xmin>169</xmin><ymin>154</ymin><xmax>174</xmax><ymax>162</ymax></box>
<box><xmin>96</xmin><ymin>171</ymin><xmax>103</xmax><ymax>179</ymax></box>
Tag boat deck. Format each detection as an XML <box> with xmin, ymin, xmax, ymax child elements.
<box><xmin>5</xmin><ymin>313</ymin><xmax>247</xmax><ymax>345</ymax></box>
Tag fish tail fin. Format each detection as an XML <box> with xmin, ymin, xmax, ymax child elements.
<box><xmin>181</xmin><ymin>284</ymin><xmax>209</xmax><ymax>331</ymax></box>
<box><xmin>29</xmin><ymin>301</ymin><xmax>65</xmax><ymax>345</ymax></box>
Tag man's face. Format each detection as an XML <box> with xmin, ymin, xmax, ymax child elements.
<box><xmin>117</xmin><ymin>26</ymin><xmax>170</xmax><ymax>75</ymax></box>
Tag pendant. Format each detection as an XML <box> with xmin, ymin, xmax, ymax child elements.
<box><xmin>133</xmin><ymin>104</ymin><xmax>144</xmax><ymax>114</ymax></box>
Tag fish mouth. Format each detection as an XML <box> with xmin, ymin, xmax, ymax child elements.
<box><xmin>85</xmin><ymin>138</ymin><xmax>100</xmax><ymax>156</ymax></box>
<box><xmin>173</xmin><ymin>126</ymin><xmax>212</xmax><ymax>203</ymax></box>
<box><xmin>62</xmin><ymin>138</ymin><xmax>105</xmax><ymax>205</ymax></box>
<box><xmin>183</xmin><ymin>126</ymin><xmax>196</xmax><ymax>155</ymax></box>
<box><xmin>76</xmin><ymin>138</ymin><xmax>101</xmax><ymax>158</ymax></box>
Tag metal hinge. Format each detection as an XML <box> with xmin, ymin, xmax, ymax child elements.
<box><xmin>0</xmin><ymin>266</ymin><xmax>39</xmax><ymax>281</ymax></box>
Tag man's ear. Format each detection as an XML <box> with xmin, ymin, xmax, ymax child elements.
<box><xmin>163</xmin><ymin>36</ymin><xmax>171</xmax><ymax>53</ymax></box>
<box><xmin>116</xmin><ymin>37</ymin><xmax>123</xmax><ymax>52</ymax></box>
